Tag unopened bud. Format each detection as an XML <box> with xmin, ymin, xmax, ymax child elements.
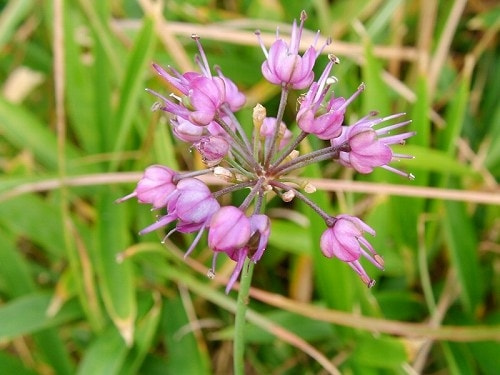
<box><xmin>282</xmin><ymin>190</ymin><xmax>295</xmax><ymax>202</ymax></box>
<box><xmin>304</xmin><ymin>182</ymin><xmax>316</xmax><ymax>193</ymax></box>
<box><xmin>213</xmin><ymin>166</ymin><xmax>234</xmax><ymax>181</ymax></box>
<box><xmin>283</xmin><ymin>149</ymin><xmax>299</xmax><ymax>164</ymax></box>
<box><xmin>235</xmin><ymin>173</ymin><xmax>246</xmax><ymax>182</ymax></box>
<box><xmin>253</xmin><ymin>104</ymin><xmax>266</xmax><ymax>129</ymax></box>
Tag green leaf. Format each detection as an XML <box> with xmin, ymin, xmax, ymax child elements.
<box><xmin>0</xmin><ymin>0</ymin><xmax>34</xmax><ymax>50</ymax></box>
<box><xmin>244</xmin><ymin>310</ymin><xmax>334</xmax><ymax>344</ymax></box>
<box><xmin>438</xmin><ymin>67</ymin><xmax>470</xmax><ymax>155</ymax></box>
<box><xmin>0</xmin><ymin>293</ymin><xmax>82</xmax><ymax>340</ymax></box>
<box><xmin>351</xmin><ymin>334</ymin><xmax>408</xmax><ymax>368</ymax></box>
<box><xmin>0</xmin><ymin>98</ymin><xmax>80</xmax><ymax>169</ymax></box>
<box><xmin>0</xmin><ymin>351</ymin><xmax>38</xmax><ymax>375</ymax></box>
<box><xmin>362</xmin><ymin>40</ymin><xmax>390</xmax><ymax>117</ymax></box>
<box><xmin>443</xmin><ymin>197</ymin><xmax>482</xmax><ymax>313</ymax></box>
<box><xmin>162</xmin><ymin>296</ymin><xmax>211</xmax><ymax>375</ymax></box>
<box><xmin>111</xmin><ymin>17</ymin><xmax>157</xmax><ymax>169</ymax></box>
<box><xmin>269</xmin><ymin>219</ymin><xmax>311</xmax><ymax>255</ymax></box>
<box><xmin>63</xmin><ymin>3</ymin><xmax>101</xmax><ymax>155</ymax></box>
<box><xmin>95</xmin><ymin>187</ymin><xmax>136</xmax><ymax>345</ymax></box>
<box><xmin>0</xmin><ymin>231</ymin><xmax>36</xmax><ymax>297</ymax></box>
<box><xmin>0</xmin><ymin>194</ymin><xmax>66</xmax><ymax>257</ymax></box>
<box><xmin>393</xmin><ymin>145</ymin><xmax>481</xmax><ymax>178</ymax></box>
<box><xmin>120</xmin><ymin>294</ymin><xmax>163</xmax><ymax>375</ymax></box>
<box><xmin>77</xmin><ymin>326</ymin><xmax>128</xmax><ymax>375</ymax></box>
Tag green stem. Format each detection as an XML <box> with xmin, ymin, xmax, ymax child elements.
<box><xmin>233</xmin><ymin>258</ymin><xmax>255</xmax><ymax>375</ymax></box>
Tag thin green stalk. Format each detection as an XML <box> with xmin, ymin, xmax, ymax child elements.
<box><xmin>233</xmin><ymin>258</ymin><xmax>255</xmax><ymax>375</ymax></box>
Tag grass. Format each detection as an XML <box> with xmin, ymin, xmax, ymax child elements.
<box><xmin>0</xmin><ymin>0</ymin><xmax>499</xmax><ymax>374</ymax></box>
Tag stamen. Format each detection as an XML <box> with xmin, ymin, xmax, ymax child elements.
<box><xmin>207</xmin><ymin>268</ymin><xmax>215</xmax><ymax>279</ymax></box>
<box><xmin>145</xmin><ymin>88</ymin><xmax>170</xmax><ymax>103</ymax></box>
<box><xmin>191</xmin><ymin>34</ymin><xmax>212</xmax><ymax>78</ymax></box>
<box><xmin>151</xmin><ymin>102</ymin><xmax>163</xmax><ymax>112</ymax></box>
<box><xmin>381</xmin><ymin>165</ymin><xmax>415</xmax><ymax>180</ymax></box>
<box><xmin>254</xmin><ymin>30</ymin><xmax>269</xmax><ymax>58</ymax></box>
<box><xmin>115</xmin><ymin>192</ymin><xmax>136</xmax><ymax>204</ymax></box>
<box><xmin>338</xmin><ymin>83</ymin><xmax>365</xmax><ymax>111</ymax></box>
<box><xmin>375</xmin><ymin>120</ymin><xmax>412</xmax><ymax>134</ymax></box>
<box><xmin>326</xmin><ymin>76</ymin><xmax>338</xmax><ymax>85</ymax></box>
<box><xmin>392</xmin><ymin>153</ymin><xmax>415</xmax><ymax>159</ymax></box>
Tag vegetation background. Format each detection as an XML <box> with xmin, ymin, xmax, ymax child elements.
<box><xmin>0</xmin><ymin>0</ymin><xmax>498</xmax><ymax>373</ymax></box>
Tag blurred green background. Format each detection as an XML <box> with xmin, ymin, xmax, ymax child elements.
<box><xmin>0</xmin><ymin>0</ymin><xmax>499</xmax><ymax>374</ymax></box>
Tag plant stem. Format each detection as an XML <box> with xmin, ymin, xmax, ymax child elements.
<box><xmin>233</xmin><ymin>258</ymin><xmax>255</xmax><ymax>375</ymax></box>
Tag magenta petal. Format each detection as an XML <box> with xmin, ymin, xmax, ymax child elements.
<box><xmin>208</xmin><ymin>206</ymin><xmax>251</xmax><ymax>253</ymax></box>
<box><xmin>225</xmin><ymin>247</ymin><xmax>248</xmax><ymax>294</ymax></box>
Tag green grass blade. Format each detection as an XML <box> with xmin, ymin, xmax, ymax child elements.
<box><xmin>111</xmin><ymin>17</ymin><xmax>157</xmax><ymax>169</ymax></box>
<box><xmin>0</xmin><ymin>231</ymin><xmax>36</xmax><ymax>297</ymax></box>
<box><xmin>162</xmin><ymin>296</ymin><xmax>211</xmax><ymax>375</ymax></box>
<box><xmin>0</xmin><ymin>194</ymin><xmax>66</xmax><ymax>257</ymax></box>
<box><xmin>0</xmin><ymin>351</ymin><xmax>38</xmax><ymax>375</ymax></box>
<box><xmin>95</xmin><ymin>187</ymin><xmax>136</xmax><ymax>345</ymax></box>
<box><xmin>0</xmin><ymin>293</ymin><xmax>82</xmax><ymax>340</ymax></box>
<box><xmin>443</xmin><ymin>196</ymin><xmax>482</xmax><ymax>313</ymax></box>
<box><xmin>120</xmin><ymin>294</ymin><xmax>163</xmax><ymax>375</ymax></box>
<box><xmin>0</xmin><ymin>98</ymin><xmax>80</xmax><ymax>169</ymax></box>
<box><xmin>0</xmin><ymin>0</ymin><xmax>34</xmax><ymax>50</ymax></box>
<box><xmin>77</xmin><ymin>326</ymin><xmax>128</xmax><ymax>375</ymax></box>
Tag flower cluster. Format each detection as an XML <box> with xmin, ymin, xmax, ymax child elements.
<box><xmin>118</xmin><ymin>11</ymin><xmax>415</xmax><ymax>293</ymax></box>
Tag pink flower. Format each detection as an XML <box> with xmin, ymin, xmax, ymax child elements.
<box><xmin>214</xmin><ymin>66</ymin><xmax>246</xmax><ymax>112</ymax></box>
<box><xmin>320</xmin><ymin>215</ymin><xmax>382</xmax><ymax>287</ymax></box>
<box><xmin>256</xmin><ymin>11</ymin><xmax>328</xmax><ymax>89</ymax></box>
<box><xmin>208</xmin><ymin>206</ymin><xmax>252</xmax><ymax>253</ymax></box>
<box><xmin>260</xmin><ymin>117</ymin><xmax>292</xmax><ymax>150</ymax></box>
<box><xmin>332</xmin><ymin>112</ymin><xmax>415</xmax><ymax>178</ymax></box>
<box><xmin>115</xmin><ymin>165</ymin><xmax>177</xmax><ymax>209</ymax></box>
<box><xmin>171</xmin><ymin>117</ymin><xmax>205</xmax><ymax>142</ymax></box>
<box><xmin>194</xmin><ymin>135</ymin><xmax>230</xmax><ymax>167</ymax></box>
<box><xmin>140</xmin><ymin>178</ymin><xmax>219</xmax><ymax>235</ymax></box>
<box><xmin>208</xmin><ymin>207</ymin><xmax>270</xmax><ymax>293</ymax></box>
<box><xmin>296</xmin><ymin>60</ymin><xmax>364</xmax><ymax>140</ymax></box>
<box><xmin>246</xmin><ymin>214</ymin><xmax>270</xmax><ymax>262</ymax></box>
<box><xmin>149</xmin><ymin>36</ymin><xmax>246</xmax><ymax>126</ymax></box>
<box><xmin>186</xmin><ymin>75</ymin><xmax>226</xmax><ymax>125</ymax></box>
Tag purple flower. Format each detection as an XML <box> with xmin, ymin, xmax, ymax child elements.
<box><xmin>194</xmin><ymin>135</ymin><xmax>230</xmax><ymax>167</ymax></box>
<box><xmin>320</xmin><ymin>215</ymin><xmax>382</xmax><ymax>287</ymax></box>
<box><xmin>208</xmin><ymin>206</ymin><xmax>252</xmax><ymax>253</ymax></box>
<box><xmin>296</xmin><ymin>59</ymin><xmax>365</xmax><ymax>140</ymax></box>
<box><xmin>171</xmin><ymin>116</ymin><xmax>205</xmax><ymax>142</ymax></box>
<box><xmin>208</xmin><ymin>207</ymin><xmax>270</xmax><ymax>293</ymax></box>
<box><xmin>214</xmin><ymin>66</ymin><xmax>246</xmax><ymax>112</ymax></box>
<box><xmin>246</xmin><ymin>214</ymin><xmax>270</xmax><ymax>262</ymax></box>
<box><xmin>256</xmin><ymin>11</ymin><xmax>328</xmax><ymax>89</ymax></box>
<box><xmin>332</xmin><ymin>112</ymin><xmax>415</xmax><ymax>178</ymax></box>
<box><xmin>140</xmin><ymin>178</ymin><xmax>219</xmax><ymax>235</ymax></box>
<box><xmin>149</xmin><ymin>36</ymin><xmax>245</xmax><ymax>126</ymax></box>
<box><xmin>119</xmin><ymin>10</ymin><xmax>416</xmax><ymax>294</ymax></box>
<box><xmin>260</xmin><ymin>117</ymin><xmax>292</xmax><ymax>150</ymax></box>
<box><xmin>116</xmin><ymin>165</ymin><xmax>177</xmax><ymax>209</ymax></box>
